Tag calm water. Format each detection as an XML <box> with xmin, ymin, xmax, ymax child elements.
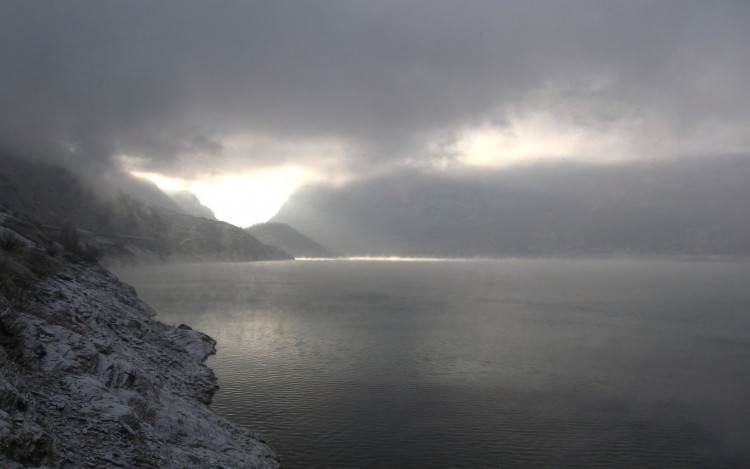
<box><xmin>116</xmin><ymin>259</ymin><xmax>750</xmax><ymax>467</ymax></box>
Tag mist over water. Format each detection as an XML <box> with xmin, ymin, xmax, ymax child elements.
<box><xmin>117</xmin><ymin>259</ymin><xmax>750</xmax><ymax>467</ymax></box>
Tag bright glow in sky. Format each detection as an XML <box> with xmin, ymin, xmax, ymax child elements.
<box><xmin>450</xmin><ymin>111</ymin><xmax>750</xmax><ymax>169</ymax></box>
<box><xmin>191</xmin><ymin>174</ymin><xmax>296</xmax><ymax>227</ymax></box>
<box><xmin>454</xmin><ymin>113</ymin><xmax>613</xmax><ymax>168</ymax></box>
<box><xmin>122</xmin><ymin>133</ymin><xmax>356</xmax><ymax>228</ymax></box>
<box><xmin>128</xmin><ymin>109</ymin><xmax>749</xmax><ymax>228</ymax></box>
<box><xmin>129</xmin><ymin>115</ymin><xmax>625</xmax><ymax>227</ymax></box>
<box><xmin>131</xmin><ymin>166</ymin><xmax>314</xmax><ymax>227</ymax></box>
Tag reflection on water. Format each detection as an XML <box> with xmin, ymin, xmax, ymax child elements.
<box><xmin>116</xmin><ymin>259</ymin><xmax>750</xmax><ymax>467</ymax></box>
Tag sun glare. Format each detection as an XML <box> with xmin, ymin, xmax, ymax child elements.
<box><xmin>191</xmin><ymin>174</ymin><xmax>296</xmax><ymax>227</ymax></box>
<box><xmin>131</xmin><ymin>167</ymin><xmax>313</xmax><ymax>227</ymax></box>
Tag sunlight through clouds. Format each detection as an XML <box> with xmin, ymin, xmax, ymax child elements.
<box><xmin>190</xmin><ymin>172</ymin><xmax>297</xmax><ymax>227</ymax></box>
<box><xmin>454</xmin><ymin>113</ymin><xmax>611</xmax><ymax>168</ymax></box>
<box><xmin>131</xmin><ymin>166</ymin><xmax>316</xmax><ymax>227</ymax></box>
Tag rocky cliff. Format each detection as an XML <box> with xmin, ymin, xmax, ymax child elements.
<box><xmin>0</xmin><ymin>211</ymin><xmax>279</xmax><ymax>467</ymax></box>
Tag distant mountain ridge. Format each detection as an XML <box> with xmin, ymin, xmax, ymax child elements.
<box><xmin>0</xmin><ymin>155</ymin><xmax>292</xmax><ymax>264</ymax></box>
<box><xmin>169</xmin><ymin>190</ymin><xmax>217</xmax><ymax>220</ymax></box>
<box><xmin>272</xmin><ymin>156</ymin><xmax>750</xmax><ymax>257</ymax></box>
<box><xmin>246</xmin><ymin>222</ymin><xmax>337</xmax><ymax>258</ymax></box>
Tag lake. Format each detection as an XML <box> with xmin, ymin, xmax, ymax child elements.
<box><xmin>115</xmin><ymin>258</ymin><xmax>750</xmax><ymax>467</ymax></box>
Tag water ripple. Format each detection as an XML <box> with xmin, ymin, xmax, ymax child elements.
<box><xmin>116</xmin><ymin>259</ymin><xmax>750</xmax><ymax>467</ymax></box>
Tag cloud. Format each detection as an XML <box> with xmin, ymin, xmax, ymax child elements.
<box><xmin>1</xmin><ymin>1</ymin><xmax>749</xmax><ymax>179</ymax></box>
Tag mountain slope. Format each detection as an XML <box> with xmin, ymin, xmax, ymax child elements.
<box><xmin>169</xmin><ymin>190</ymin><xmax>217</xmax><ymax>220</ymax></box>
<box><xmin>272</xmin><ymin>157</ymin><xmax>750</xmax><ymax>257</ymax></box>
<box><xmin>0</xmin><ymin>155</ymin><xmax>291</xmax><ymax>264</ymax></box>
<box><xmin>246</xmin><ymin>222</ymin><xmax>337</xmax><ymax>258</ymax></box>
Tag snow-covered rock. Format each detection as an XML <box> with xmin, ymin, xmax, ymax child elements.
<box><xmin>0</xmin><ymin>211</ymin><xmax>279</xmax><ymax>467</ymax></box>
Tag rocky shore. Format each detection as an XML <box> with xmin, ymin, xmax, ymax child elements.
<box><xmin>0</xmin><ymin>211</ymin><xmax>279</xmax><ymax>467</ymax></box>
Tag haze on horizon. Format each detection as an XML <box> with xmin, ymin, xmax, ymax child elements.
<box><xmin>1</xmin><ymin>1</ymin><xmax>749</xmax><ymax>227</ymax></box>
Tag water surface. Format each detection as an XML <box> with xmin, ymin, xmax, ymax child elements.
<box><xmin>116</xmin><ymin>259</ymin><xmax>750</xmax><ymax>467</ymax></box>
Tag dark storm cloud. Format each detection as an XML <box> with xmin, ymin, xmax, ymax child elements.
<box><xmin>1</xmin><ymin>1</ymin><xmax>749</xmax><ymax>175</ymax></box>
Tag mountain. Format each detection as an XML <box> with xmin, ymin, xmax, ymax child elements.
<box><xmin>271</xmin><ymin>156</ymin><xmax>750</xmax><ymax>257</ymax></box>
<box><xmin>246</xmin><ymin>222</ymin><xmax>337</xmax><ymax>258</ymax></box>
<box><xmin>168</xmin><ymin>191</ymin><xmax>217</xmax><ymax>220</ymax></box>
<box><xmin>0</xmin><ymin>209</ymin><xmax>279</xmax><ymax>467</ymax></box>
<box><xmin>104</xmin><ymin>171</ymin><xmax>188</xmax><ymax>214</ymax></box>
<box><xmin>0</xmin><ymin>155</ymin><xmax>292</xmax><ymax>264</ymax></box>
<box><xmin>104</xmin><ymin>173</ymin><xmax>217</xmax><ymax>220</ymax></box>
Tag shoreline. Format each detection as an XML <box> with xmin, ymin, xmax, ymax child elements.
<box><xmin>0</xmin><ymin>211</ymin><xmax>279</xmax><ymax>468</ymax></box>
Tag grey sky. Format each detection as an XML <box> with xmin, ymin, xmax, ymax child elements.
<box><xmin>2</xmin><ymin>1</ymin><xmax>749</xmax><ymax>179</ymax></box>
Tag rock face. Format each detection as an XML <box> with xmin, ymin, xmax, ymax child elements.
<box><xmin>0</xmin><ymin>211</ymin><xmax>279</xmax><ymax>468</ymax></box>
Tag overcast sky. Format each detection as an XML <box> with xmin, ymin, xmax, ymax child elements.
<box><xmin>2</xmin><ymin>1</ymin><xmax>749</xmax><ymax>225</ymax></box>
